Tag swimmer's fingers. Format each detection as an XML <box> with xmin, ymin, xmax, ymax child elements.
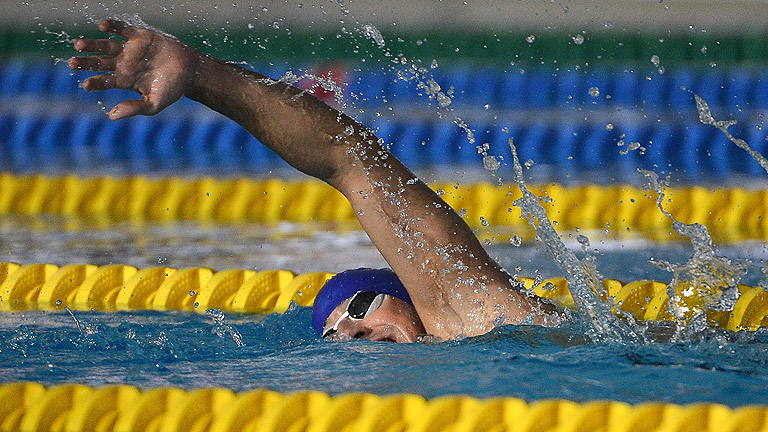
<box><xmin>73</xmin><ymin>38</ymin><xmax>124</xmax><ymax>55</ymax></box>
<box><xmin>81</xmin><ymin>73</ymin><xmax>116</xmax><ymax>92</ymax></box>
<box><xmin>108</xmin><ymin>98</ymin><xmax>159</xmax><ymax>120</ymax></box>
<box><xmin>68</xmin><ymin>55</ymin><xmax>117</xmax><ymax>72</ymax></box>
<box><xmin>99</xmin><ymin>19</ymin><xmax>137</xmax><ymax>39</ymax></box>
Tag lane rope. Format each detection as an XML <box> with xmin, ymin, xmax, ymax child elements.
<box><xmin>2</xmin><ymin>173</ymin><xmax>768</xmax><ymax>243</ymax></box>
<box><xmin>0</xmin><ymin>382</ymin><xmax>766</xmax><ymax>432</ymax></box>
<box><xmin>1</xmin><ymin>262</ymin><xmax>766</xmax><ymax>331</ymax></box>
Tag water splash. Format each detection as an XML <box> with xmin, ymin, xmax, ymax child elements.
<box><xmin>354</xmin><ymin>22</ymin><xmax>476</xmax><ymax>152</ymax></box>
<box><xmin>639</xmin><ymin>169</ymin><xmax>747</xmax><ymax>340</ymax></box>
<box><xmin>508</xmin><ymin>138</ymin><xmax>637</xmax><ymax>343</ymax></box>
<box><xmin>361</xmin><ymin>22</ymin><xmax>385</xmax><ymax>48</ymax></box>
<box><xmin>694</xmin><ymin>94</ymin><xmax>768</xmax><ymax>175</ymax></box>
<box><xmin>206</xmin><ymin>309</ymin><xmax>246</xmax><ymax>347</ymax></box>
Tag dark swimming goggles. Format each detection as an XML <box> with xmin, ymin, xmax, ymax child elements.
<box><xmin>322</xmin><ymin>291</ymin><xmax>386</xmax><ymax>338</ymax></box>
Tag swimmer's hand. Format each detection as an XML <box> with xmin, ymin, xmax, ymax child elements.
<box><xmin>68</xmin><ymin>19</ymin><xmax>199</xmax><ymax>120</ymax></box>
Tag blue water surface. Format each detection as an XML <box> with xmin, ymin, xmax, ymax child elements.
<box><xmin>2</xmin><ymin>306</ymin><xmax>767</xmax><ymax>407</ymax></box>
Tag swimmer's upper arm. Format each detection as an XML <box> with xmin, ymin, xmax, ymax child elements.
<box><xmin>332</xmin><ymin>134</ymin><xmax>556</xmax><ymax>338</ymax></box>
<box><xmin>188</xmin><ymin>56</ymin><xmax>556</xmax><ymax>339</ymax></box>
<box><xmin>70</xmin><ymin>19</ymin><xmax>553</xmax><ymax>339</ymax></box>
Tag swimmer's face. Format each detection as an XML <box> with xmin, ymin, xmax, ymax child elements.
<box><xmin>322</xmin><ymin>294</ymin><xmax>426</xmax><ymax>343</ymax></box>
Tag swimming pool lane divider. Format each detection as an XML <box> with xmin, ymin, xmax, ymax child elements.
<box><xmin>1</xmin><ymin>262</ymin><xmax>767</xmax><ymax>332</ymax></box>
<box><xmin>1</xmin><ymin>382</ymin><xmax>767</xmax><ymax>432</ymax></box>
<box><xmin>2</xmin><ymin>173</ymin><xmax>768</xmax><ymax>243</ymax></box>
<box><xmin>3</xmin><ymin>111</ymin><xmax>768</xmax><ymax>178</ymax></box>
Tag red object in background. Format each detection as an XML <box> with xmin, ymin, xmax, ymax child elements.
<box><xmin>297</xmin><ymin>63</ymin><xmax>348</xmax><ymax>108</ymax></box>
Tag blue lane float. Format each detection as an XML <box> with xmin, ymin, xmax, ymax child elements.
<box><xmin>1</xmin><ymin>111</ymin><xmax>767</xmax><ymax>179</ymax></box>
<box><xmin>3</xmin><ymin>59</ymin><xmax>768</xmax><ymax>110</ymax></box>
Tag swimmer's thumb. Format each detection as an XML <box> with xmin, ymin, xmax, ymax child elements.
<box><xmin>109</xmin><ymin>99</ymin><xmax>156</xmax><ymax>120</ymax></box>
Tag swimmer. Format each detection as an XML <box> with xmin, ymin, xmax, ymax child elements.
<box><xmin>69</xmin><ymin>19</ymin><xmax>563</xmax><ymax>343</ymax></box>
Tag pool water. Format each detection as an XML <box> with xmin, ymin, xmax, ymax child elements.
<box><xmin>2</xmin><ymin>216</ymin><xmax>768</xmax><ymax>407</ymax></box>
<box><xmin>2</xmin><ymin>306</ymin><xmax>768</xmax><ymax>407</ymax></box>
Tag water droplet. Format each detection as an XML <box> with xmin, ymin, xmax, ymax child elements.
<box><xmin>480</xmin><ymin>216</ymin><xmax>489</xmax><ymax>227</ymax></box>
<box><xmin>572</xmin><ymin>34</ymin><xmax>584</xmax><ymax>45</ymax></box>
<box><xmin>157</xmin><ymin>257</ymin><xmax>167</xmax><ymax>264</ymax></box>
<box><xmin>189</xmin><ymin>290</ymin><xmax>196</xmax><ymax>296</ymax></box>
<box><xmin>525</xmin><ymin>35</ymin><xmax>536</xmax><ymax>43</ymax></box>
<box><xmin>603</xmin><ymin>21</ymin><xmax>613</xmax><ymax>29</ymax></box>
<box><xmin>194</xmin><ymin>302</ymin><xmax>200</xmax><ymax>308</ymax></box>
<box><xmin>650</xmin><ymin>55</ymin><xmax>661</xmax><ymax>67</ymax></box>
<box><xmin>588</xmin><ymin>87</ymin><xmax>600</xmax><ymax>97</ymax></box>
<box><xmin>605</xmin><ymin>123</ymin><xmax>614</xmax><ymax>131</ymax></box>
<box><xmin>510</xmin><ymin>235</ymin><xmax>522</xmax><ymax>247</ymax></box>
<box><xmin>524</xmin><ymin>159</ymin><xmax>534</xmax><ymax>168</ymax></box>
<box><xmin>55</xmin><ymin>300</ymin><xmax>62</xmax><ymax>306</ymax></box>
<box><xmin>483</xmin><ymin>155</ymin><xmax>500</xmax><ymax>172</ymax></box>
<box><xmin>362</xmin><ymin>22</ymin><xmax>385</xmax><ymax>48</ymax></box>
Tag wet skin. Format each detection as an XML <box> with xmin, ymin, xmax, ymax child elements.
<box><xmin>323</xmin><ymin>295</ymin><xmax>427</xmax><ymax>343</ymax></box>
<box><xmin>68</xmin><ymin>19</ymin><xmax>563</xmax><ymax>341</ymax></box>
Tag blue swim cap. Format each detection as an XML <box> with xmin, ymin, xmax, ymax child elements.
<box><xmin>311</xmin><ymin>268</ymin><xmax>413</xmax><ymax>335</ymax></box>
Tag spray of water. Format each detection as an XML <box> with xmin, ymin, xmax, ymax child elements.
<box><xmin>206</xmin><ymin>309</ymin><xmax>246</xmax><ymax>347</ymax></box>
<box><xmin>508</xmin><ymin>138</ymin><xmax>638</xmax><ymax>343</ymax></box>
<box><xmin>639</xmin><ymin>169</ymin><xmax>746</xmax><ymax>340</ymax></box>
<box><xmin>694</xmin><ymin>94</ymin><xmax>768</xmax><ymax>175</ymax></box>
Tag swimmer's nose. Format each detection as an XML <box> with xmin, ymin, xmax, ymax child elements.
<box><xmin>352</xmin><ymin>328</ymin><xmax>372</xmax><ymax>339</ymax></box>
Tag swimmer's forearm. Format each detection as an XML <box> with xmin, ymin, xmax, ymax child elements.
<box><xmin>185</xmin><ymin>55</ymin><xmax>358</xmax><ymax>186</ymax></box>
<box><xmin>186</xmin><ymin>52</ymin><xmax>555</xmax><ymax>338</ymax></box>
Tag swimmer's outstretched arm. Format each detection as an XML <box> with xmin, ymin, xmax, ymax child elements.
<box><xmin>69</xmin><ymin>19</ymin><xmax>561</xmax><ymax>339</ymax></box>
